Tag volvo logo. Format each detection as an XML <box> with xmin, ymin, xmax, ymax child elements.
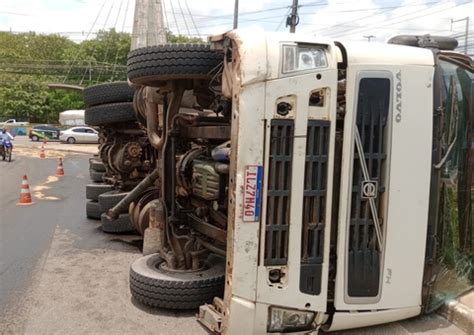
<box><xmin>395</xmin><ymin>70</ymin><xmax>402</xmax><ymax>123</ymax></box>
<box><xmin>361</xmin><ymin>180</ymin><xmax>378</xmax><ymax>199</ymax></box>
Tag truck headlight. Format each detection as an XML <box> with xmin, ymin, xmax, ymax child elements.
<box><xmin>268</xmin><ymin>306</ymin><xmax>316</xmax><ymax>333</ymax></box>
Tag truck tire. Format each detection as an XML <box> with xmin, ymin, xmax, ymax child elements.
<box><xmin>85</xmin><ymin>102</ymin><xmax>136</xmax><ymax>126</ymax></box>
<box><xmin>86</xmin><ymin>200</ymin><xmax>101</xmax><ymax>220</ymax></box>
<box><xmin>127</xmin><ymin>44</ymin><xmax>222</xmax><ymax>85</ymax></box>
<box><xmin>83</xmin><ymin>82</ymin><xmax>134</xmax><ymax>107</ymax></box>
<box><xmin>86</xmin><ymin>183</ymin><xmax>114</xmax><ymax>201</ymax></box>
<box><xmin>129</xmin><ymin>254</ymin><xmax>225</xmax><ymax>309</ymax></box>
<box><xmin>89</xmin><ymin>159</ymin><xmax>106</xmax><ymax>172</ymax></box>
<box><xmin>98</xmin><ymin>190</ymin><xmax>129</xmax><ymax>213</ymax></box>
<box><xmin>101</xmin><ymin>213</ymin><xmax>135</xmax><ymax>233</ymax></box>
<box><xmin>89</xmin><ymin>169</ymin><xmax>104</xmax><ymax>182</ymax></box>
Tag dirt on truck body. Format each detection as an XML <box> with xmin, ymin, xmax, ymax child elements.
<box><xmin>119</xmin><ymin>30</ymin><xmax>473</xmax><ymax>333</ymax></box>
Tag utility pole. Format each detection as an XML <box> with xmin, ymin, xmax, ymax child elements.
<box><xmin>451</xmin><ymin>17</ymin><xmax>470</xmax><ymax>54</ymax></box>
<box><xmin>233</xmin><ymin>0</ymin><xmax>239</xmax><ymax>29</ymax></box>
<box><xmin>363</xmin><ymin>35</ymin><xmax>375</xmax><ymax>42</ymax></box>
<box><xmin>287</xmin><ymin>0</ymin><xmax>299</xmax><ymax>33</ymax></box>
<box><xmin>131</xmin><ymin>0</ymin><xmax>167</xmax><ymax>50</ymax></box>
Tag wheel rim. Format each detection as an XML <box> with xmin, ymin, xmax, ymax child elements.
<box><xmin>158</xmin><ymin>259</ymin><xmax>207</xmax><ymax>273</ymax></box>
<box><xmin>67</xmin><ymin>137</ymin><xmax>75</xmax><ymax>144</ymax></box>
<box><xmin>32</xmin><ymin>136</ymin><xmax>38</xmax><ymax>141</ymax></box>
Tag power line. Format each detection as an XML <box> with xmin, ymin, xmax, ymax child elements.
<box><xmin>83</xmin><ymin>0</ymin><xmax>115</xmax><ymax>84</ymax></box>
<box><xmin>177</xmin><ymin>0</ymin><xmax>191</xmax><ymax>36</ymax></box>
<box><xmin>95</xmin><ymin>0</ymin><xmax>123</xmax><ymax>83</ymax></box>
<box><xmin>276</xmin><ymin>7</ymin><xmax>292</xmax><ymax>32</ymax></box>
<box><xmin>299</xmin><ymin>1</ymin><xmax>440</xmax><ymax>15</ymax></box>
<box><xmin>0</xmin><ymin>11</ymin><xmax>31</xmax><ymax>16</ymax></box>
<box><xmin>168</xmin><ymin>0</ymin><xmax>181</xmax><ymax>35</ymax></box>
<box><xmin>162</xmin><ymin>0</ymin><xmax>169</xmax><ymax>31</ymax></box>
<box><xmin>184</xmin><ymin>0</ymin><xmax>201</xmax><ymax>38</ymax></box>
<box><xmin>63</xmin><ymin>0</ymin><xmax>107</xmax><ymax>83</ymax></box>
<box><xmin>331</xmin><ymin>1</ymin><xmax>471</xmax><ymax>38</ymax></box>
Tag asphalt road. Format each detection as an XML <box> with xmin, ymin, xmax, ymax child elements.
<box><xmin>0</xmin><ymin>153</ymin><xmax>89</xmax><ymax>314</ymax></box>
<box><xmin>0</xmin><ymin>150</ymin><xmax>202</xmax><ymax>334</ymax></box>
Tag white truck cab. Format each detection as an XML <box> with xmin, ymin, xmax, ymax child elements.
<box><xmin>125</xmin><ymin>30</ymin><xmax>472</xmax><ymax>334</ymax></box>
<box><xmin>198</xmin><ymin>30</ymin><xmax>472</xmax><ymax>333</ymax></box>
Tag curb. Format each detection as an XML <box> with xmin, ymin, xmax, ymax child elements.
<box><xmin>439</xmin><ymin>290</ymin><xmax>473</xmax><ymax>333</ymax></box>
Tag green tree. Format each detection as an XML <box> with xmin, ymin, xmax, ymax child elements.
<box><xmin>166</xmin><ymin>30</ymin><xmax>204</xmax><ymax>43</ymax></box>
<box><xmin>0</xmin><ymin>75</ymin><xmax>83</xmax><ymax>123</ymax></box>
<box><xmin>0</xmin><ymin>29</ymin><xmax>205</xmax><ymax>123</ymax></box>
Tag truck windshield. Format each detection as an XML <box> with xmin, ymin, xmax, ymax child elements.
<box><xmin>429</xmin><ymin>58</ymin><xmax>473</xmax><ymax>311</ymax></box>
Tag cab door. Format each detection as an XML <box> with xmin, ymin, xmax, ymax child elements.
<box><xmin>72</xmin><ymin>128</ymin><xmax>86</xmax><ymax>142</ymax></box>
<box><xmin>255</xmin><ymin>43</ymin><xmax>338</xmax><ymax>313</ymax></box>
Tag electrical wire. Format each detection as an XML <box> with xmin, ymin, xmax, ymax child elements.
<box><xmin>62</xmin><ymin>0</ymin><xmax>107</xmax><ymax>83</ymax></box>
<box><xmin>162</xmin><ymin>0</ymin><xmax>169</xmax><ymax>32</ymax></box>
<box><xmin>184</xmin><ymin>0</ymin><xmax>201</xmax><ymax>39</ymax></box>
<box><xmin>81</xmin><ymin>0</ymin><xmax>115</xmax><ymax>84</ymax></box>
<box><xmin>95</xmin><ymin>0</ymin><xmax>123</xmax><ymax>84</ymax></box>
<box><xmin>275</xmin><ymin>7</ymin><xmax>292</xmax><ymax>32</ymax></box>
<box><xmin>330</xmin><ymin>1</ymin><xmax>471</xmax><ymax>39</ymax></box>
<box><xmin>177</xmin><ymin>0</ymin><xmax>191</xmax><ymax>37</ymax></box>
<box><xmin>168</xmin><ymin>0</ymin><xmax>181</xmax><ymax>35</ymax></box>
<box><xmin>111</xmin><ymin>0</ymin><xmax>130</xmax><ymax>81</ymax></box>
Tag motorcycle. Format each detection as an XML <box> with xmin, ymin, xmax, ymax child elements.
<box><xmin>0</xmin><ymin>139</ymin><xmax>13</xmax><ymax>162</ymax></box>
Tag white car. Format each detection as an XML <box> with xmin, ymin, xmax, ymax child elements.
<box><xmin>59</xmin><ymin>127</ymin><xmax>99</xmax><ymax>144</ymax></box>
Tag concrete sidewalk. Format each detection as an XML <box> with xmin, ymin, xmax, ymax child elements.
<box><xmin>440</xmin><ymin>290</ymin><xmax>473</xmax><ymax>334</ymax></box>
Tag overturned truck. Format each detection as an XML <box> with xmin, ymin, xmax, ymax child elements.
<box><xmin>110</xmin><ymin>30</ymin><xmax>472</xmax><ymax>333</ymax></box>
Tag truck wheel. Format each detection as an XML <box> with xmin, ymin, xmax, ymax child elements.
<box><xmin>89</xmin><ymin>158</ymin><xmax>106</xmax><ymax>172</ymax></box>
<box><xmin>86</xmin><ymin>200</ymin><xmax>102</xmax><ymax>220</ymax></box>
<box><xmin>85</xmin><ymin>102</ymin><xmax>137</xmax><ymax>127</ymax></box>
<box><xmin>127</xmin><ymin>44</ymin><xmax>222</xmax><ymax>85</ymax></box>
<box><xmin>101</xmin><ymin>213</ymin><xmax>135</xmax><ymax>233</ymax></box>
<box><xmin>129</xmin><ymin>254</ymin><xmax>225</xmax><ymax>309</ymax></box>
<box><xmin>83</xmin><ymin>82</ymin><xmax>134</xmax><ymax>107</ymax></box>
<box><xmin>86</xmin><ymin>183</ymin><xmax>114</xmax><ymax>201</ymax></box>
<box><xmin>98</xmin><ymin>190</ymin><xmax>129</xmax><ymax>213</ymax></box>
<box><xmin>89</xmin><ymin>169</ymin><xmax>104</xmax><ymax>182</ymax></box>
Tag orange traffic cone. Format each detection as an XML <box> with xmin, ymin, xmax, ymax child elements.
<box><xmin>56</xmin><ymin>158</ymin><xmax>65</xmax><ymax>176</ymax></box>
<box><xmin>17</xmin><ymin>175</ymin><xmax>33</xmax><ymax>205</ymax></box>
<box><xmin>39</xmin><ymin>144</ymin><xmax>45</xmax><ymax>159</ymax></box>
<box><xmin>43</xmin><ymin>138</ymin><xmax>47</xmax><ymax>145</ymax></box>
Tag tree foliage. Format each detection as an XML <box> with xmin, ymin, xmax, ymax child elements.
<box><xmin>0</xmin><ymin>29</ymin><xmax>202</xmax><ymax>124</ymax></box>
<box><xmin>166</xmin><ymin>30</ymin><xmax>203</xmax><ymax>44</ymax></box>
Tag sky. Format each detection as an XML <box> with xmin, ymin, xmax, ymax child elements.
<box><xmin>0</xmin><ymin>0</ymin><xmax>472</xmax><ymax>53</ymax></box>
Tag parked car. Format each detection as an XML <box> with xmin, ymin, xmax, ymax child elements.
<box><xmin>29</xmin><ymin>125</ymin><xmax>61</xmax><ymax>141</ymax></box>
<box><xmin>0</xmin><ymin>119</ymin><xmax>29</xmax><ymax>126</ymax></box>
<box><xmin>59</xmin><ymin>127</ymin><xmax>99</xmax><ymax>144</ymax></box>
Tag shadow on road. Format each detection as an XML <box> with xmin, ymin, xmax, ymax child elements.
<box><xmin>130</xmin><ymin>297</ymin><xmax>197</xmax><ymax>318</ymax></box>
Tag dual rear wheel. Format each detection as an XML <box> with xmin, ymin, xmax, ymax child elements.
<box><xmin>126</xmin><ymin>43</ymin><xmax>226</xmax><ymax>310</ymax></box>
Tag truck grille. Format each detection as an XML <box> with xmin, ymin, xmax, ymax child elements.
<box><xmin>300</xmin><ymin>120</ymin><xmax>330</xmax><ymax>295</ymax></box>
<box><xmin>264</xmin><ymin>119</ymin><xmax>294</xmax><ymax>266</ymax></box>
<box><xmin>347</xmin><ymin>78</ymin><xmax>390</xmax><ymax>297</ymax></box>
